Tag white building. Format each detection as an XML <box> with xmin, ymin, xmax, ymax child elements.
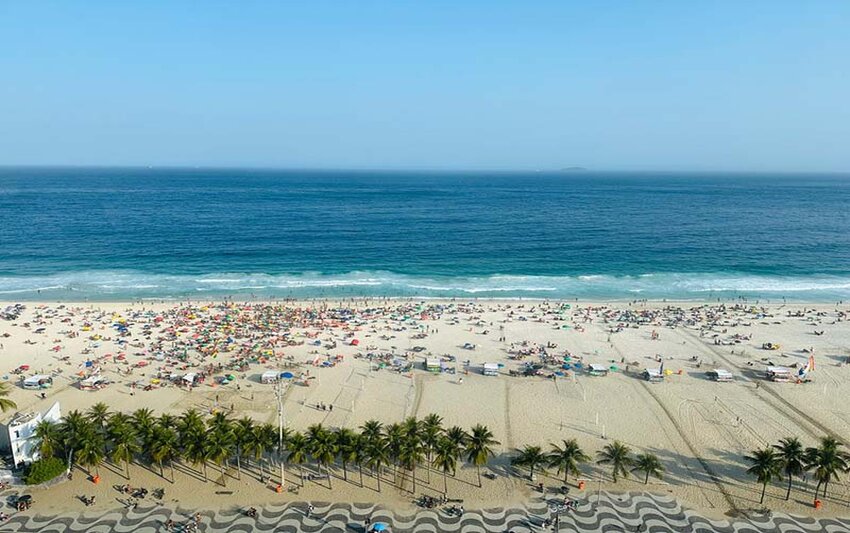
<box><xmin>0</xmin><ymin>402</ymin><xmax>61</xmax><ymax>467</ymax></box>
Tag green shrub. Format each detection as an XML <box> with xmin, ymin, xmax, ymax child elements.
<box><xmin>24</xmin><ymin>457</ymin><xmax>67</xmax><ymax>485</ymax></box>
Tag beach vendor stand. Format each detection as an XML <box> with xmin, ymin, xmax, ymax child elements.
<box><xmin>482</xmin><ymin>363</ymin><xmax>499</xmax><ymax>376</ymax></box>
<box><xmin>707</xmin><ymin>369</ymin><xmax>733</xmax><ymax>382</ymax></box>
<box><xmin>23</xmin><ymin>375</ymin><xmax>53</xmax><ymax>390</ymax></box>
<box><xmin>261</xmin><ymin>370</ymin><xmax>279</xmax><ymax>384</ymax></box>
<box><xmin>766</xmin><ymin>366</ymin><xmax>792</xmax><ymax>382</ymax></box>
<box><xmin>587</xmin><ymin>364</ymin><xmax>610</xmax><ymax>377</ymax></box>
<box><xmin>425</xmin><ymin>357</ymin><xmax>441</xmax><ymax>373</ymax></box>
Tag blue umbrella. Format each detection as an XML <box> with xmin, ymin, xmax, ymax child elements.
<box><xmin>280</xmin><ymin>372</ymin><xmax>294</xmax><ymax>379</ymax></box>
<box><xmin>371</xmin><ymin>524</ymin><xmax>388</xmax><ymax>532</ymax></box>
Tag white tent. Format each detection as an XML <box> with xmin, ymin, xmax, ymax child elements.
<box><xmin>261</xmin><ymin>370</ymin><xmax>279</xmax><ymax>384</ymax></box>
<box><xmin>482</xmin><ymin>363</ymin><xmax>499</xmax><ymax>376</ymax></box>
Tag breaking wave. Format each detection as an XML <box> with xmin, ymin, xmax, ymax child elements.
<box><xmin>1</xmin><ymin>270</ymin><xmax>849</xmax><ymax>301</ymax></box>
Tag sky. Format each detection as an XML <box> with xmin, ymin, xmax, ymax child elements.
<box><xmin>0</xmin><ymin>1</ymin><xmax>848</xmax><ymax>172</ymax></box>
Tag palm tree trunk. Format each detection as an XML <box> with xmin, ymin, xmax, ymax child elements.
<box><xmin>645</xmin><ymin>471</ymin><xmax>649</xmax><ymax>484</ymax></box>
<box><xmin>760</xmin><ymin>481</ymin><xmax>767</xmax><ymax>504</ymax></box>
<box><xmin>377</xmin><ymin>465</ymin><xmax>382</xmax><ymax>492</ymax></box>
<box><xmin>478</xmin><ymin>465</ymin><xmax>483</xmax><ymax>488</ymax></box>
<box><xmin>220</xmin><ymin>462</ymin><xmax>226</xmax><ymax>487</ymax></box>
<box><xmin>170</xmin><ymin>461</ymin><xmax>175</xmax><ymax>484</ymax></box>
<box><xmin>327</xmin><ymin>463</ymin><xmax>332</xmax><ymax>489</ymax></box>
<box><xmin>203</xmin><ymin>461</ymin><xmax>208</xmax><ymax>482</ymax></box>
<box><xmin>342</xmin><ymin>460</ymin><xmax>348</xmax><ymax>482</ymax></box>
<box><xmin>359</xmin><ymin>463</ymin><xmax>364</xmax><ymax>487</ymax></box>
<box><xmin>786</xmin><ymin>475</ymin><xmax>792</xmax><ymax>501</ymax></box>
<box><xmin>443</xmin><ymin>470</ymin><xmax>448</xmax><ymax>495</ymax></box>
<box><xmin>236</xmin><ymin>449</ymin><xmax>242</xmax><ymax>480</ymax></box>
<box><xmin>159</xmin><ymin>459</ymin><xmax>164</xmax><ymax>479</ymax></box>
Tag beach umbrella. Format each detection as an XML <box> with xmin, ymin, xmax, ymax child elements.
<box><xmin>371</xmin><ymin>523</ymin><xmax>388</xmax><ymax>532</ymax></box>
<box><xmin>281</xmin><ymin>372</ymin><xmax>294</xmax><ymax>379</ymax></box>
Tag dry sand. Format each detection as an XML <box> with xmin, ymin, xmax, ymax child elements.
<box><xmin>1</xmin><ymin>298</ymin><xmax>849</xmax><ymax>518</ymax></box>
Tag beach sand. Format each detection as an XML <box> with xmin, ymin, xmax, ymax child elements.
<box><xmin>1</xmin><ymin>299</ymin><xmax>849</xmax><ymax>518</ymax></box>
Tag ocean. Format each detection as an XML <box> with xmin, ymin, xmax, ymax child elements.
<box><xmin>1</xmin><ymin>167</ymin><xmax>849</xmax><ymax>301</ymax></box>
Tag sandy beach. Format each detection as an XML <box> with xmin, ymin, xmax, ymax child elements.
<box><xmin>1</xmin><ymin>298</ymin><xmax>849</xmax><ymax>520</ymax></box>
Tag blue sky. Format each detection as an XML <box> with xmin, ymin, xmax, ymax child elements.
<box><xmin>1</xmin><ymin>1</ymin><xmax>848</xmax><ymax>171</ymax></box>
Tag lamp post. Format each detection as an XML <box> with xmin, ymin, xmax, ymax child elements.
<box><xmin>276</xmin><ymin>374</ymin><xmax>292</xmax><ymax>488</ymax></box>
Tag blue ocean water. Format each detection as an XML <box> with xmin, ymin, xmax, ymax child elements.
<box><xmin>1</xmin><ymin>167</ymin><xmax>849</xmax><ymax>301</ymax></box>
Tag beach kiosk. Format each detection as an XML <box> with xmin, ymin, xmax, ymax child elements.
<box><xmin>425</xmin><ymin>357</ymin><xmax>441</xmax><ymax>373</ymax></box>
<box><xmin>23</xmin><ymin>375</ymin><xmax>53</xmax><ymax>390</ymax></box>
<box><xmin>766</xmin><ymin>366</ymin><xmax>792</xmax><ymax>382</ymax></box>
<box><xmin>261</xmin><ymin>370</ymin><xmax>279</xmax><ymax>384</ymax></box>
<box><xmin>588</xmin><ymin>364</ymin><xmax>610</xmax><ymax>377</ymax></box>
<box><xmin>482</xmin><ymin>363</ymin><xmax>499</xmax><ymax>376</ymax></box>
<box><xmin>707</xmin><ymin>369</ymin><xmax>733</xmax><ymax>382</ymax></box>
<box><xmin>642</xmin><ymin>368</ymin><xmax>664</xmax><ymax>382</ymax></box>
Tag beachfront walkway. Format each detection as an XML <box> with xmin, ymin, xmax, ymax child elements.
<box><xmin>0</xmin><ymin>492</ymin><xmax>844</xmax><ymax>533</ymax></box>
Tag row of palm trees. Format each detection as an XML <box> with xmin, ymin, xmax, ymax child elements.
<box><xmin>746</xmin><ymin>436</ymin><xmax>849</xmax><ymax>504</ymax></box>
<box><xmin>32</xmin><ymin>404</ymin><xmax>501</xmax><ymax>495</ymax></box>
<box><xmin>512</xmin><ymin>440</ymin><xmax>664</xmax><ymax>485</ymax></box>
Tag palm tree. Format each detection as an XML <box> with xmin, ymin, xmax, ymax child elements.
<box><xmin>306</xmin><ymin>424</ymin><xmax>337</xmax><ymax>489</ymax></box>
<box><xmin>206</xmin><ymin>425</ymin><xmax>235</xmax><ymax>486</ymax></box>
<box><xmin>335</xmin><ymin>428</ymin><xmax>358</xmax><ymax>482</ymax></box>
<box><xmin>365</xmin><ymin>439</ymin><xmax>390</xmax><ymax>492</ymax></box>
<box><xmin>805</xmin><ymin>436</ymin><xmax>849</xmax><ymax>500</ymax></box>
<box><xmin>444</xmin><ymin>426</ymin><xmax>468</xmax><ymax>476</ymax></box>
<box><xmin>466</xmin><ymin>424</ymin><xmax>499</xmax><ymax>487</ymax></box>
<box><xmin>32</xmin><ymin>419</ymin><xmax>61</xmax><ymax>460</ymax></box>
<box><xmin>384</xmin><ymin>423</ymin><xmax>405</xmax><ymax>485</ymax></box>
<box><xmin>548</xmin><ymin>438</ymin><xmax>589</xmax><ymax>485</ymax></box>
<box><xmin>60</xmin><ymin>410</ymin><xmax>93</xmax><ymax>471</ymax></box>
<box><xmin>420</xmin><ymin>414</ymin><xmax>444</xmax><ymax>483</ymax></box>
<box><xmin>774</xmin><ymin>437</ymin><xmax>805</xmax><ymax>500</ymax></box>
<box><xmin>75</xmin><ymin>427</ymin><xmax>105</xmax><ymax>477</ymax></box>
<box><xmin>87</xmin><ymin>402</ymin><xmax>110</xmax><ymax>435</ymax></box>
<box><xmin>433</xmin><ymin>437</ymin><xmax>458</xmax><ymax>495</ymax></box>
<box><xmin>513</xmin><ymin>445</ymin><xmax>547</xmax><ymax>480</ymax></box>
<box><xmin>107</xmin><ymin>413</ymin><xmax>140</xmax><ymax>479</ymax></box>
<box><xmin>352</xmin><ymin>434</ymin><xmax>369</xmax><ymax>487</ymax></box>
<box><xmin>0</xmin><ymin>382</ymin><xmax>17</xmax><ymax>412</ymax></box>
<box><xmin>597</xmin><ymin>441</ymin><xmax>633</xmax><ymax>483</ymax></box>
<box><xmin>632</xmin><ymin>452</ymin><xmax>664</xmax><ymax>485</ymax></box>
<box><xmin>132</xmin><ymin>408</ymin><xmax>157</xmax><ymax>449</ymax></box>
<box><xmin>360</xmin><ymin>420</ymin><xmax>383</xmax><ymax>446</ymax></box>
<box><xmin>232</xmin><ymin>417</ymin><xmax>255</xmax><ymax>480</ymax></box>
<box><xmin>745</xmin><ymin>446</ymin><xmax>782</xmax><ymax>504</ymax></box>
<box><xmin>286</xmin><ymin>432</ymin><xmax>309</xmax><ymax>486</ymax></box>
<box><xmin>178</xmin><ymin>409</ymin><xmax>209</xmax><ymax>482</ymax></box>
<box><xmin>149</xmin><ymin>424</ymin><xmax>179</xmax><ymax>482</ymax></box>
<box><xmin>399</xmin><ymin>434</ymin><xmax>425</xmax><ymax>493</ymax></box>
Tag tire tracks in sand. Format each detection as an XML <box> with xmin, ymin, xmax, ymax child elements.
<box><xmin>677</xmin><ymin>328</ymin><xmax>843</xmax><ymax>443</ymax></box>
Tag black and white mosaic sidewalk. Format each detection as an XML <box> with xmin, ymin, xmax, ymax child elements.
<box><xmin>2</xmin><ymin>492</ymin><xmax>848</xmax><ymax>532</ymax></box>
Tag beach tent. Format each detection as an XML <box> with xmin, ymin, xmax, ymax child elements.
<box><xmin>23</xmin><ymin>375</ymin><xmax>53</xmax><ymax>390</ymax></box>
<box><xmin>261</xmin><ymin>370</ymin><xmax>279</xmax><ymax>384</ymax></box>
<box><xmin>587</xmin><ymin>364</ymin><xmax>610</xmax><ymax>377</ymax></box>
<box><xmin>482</xmin><ymin>363</ymin><xmax>499</xmax><ymax>376</ymax></box>
<box><xmin>425</xmin><ymin>357</ymin><xmax>441</xmax><ymax>373</ymax></box>
<box><xmin>183</xmin><ymin>372</ymin><xmax>197</xmax><ymax>385</ymax></box>
<box><xmin>79</xmin><ymin>376</ymin><xmax>108</xmax><ymax>390</ymax></box>
<box><xmin>642</xmin><ymin>368</ymin><xmax>664</xmax><ymax>382</ymax></box>
<box><xmin>707</xmin><ymin>369</ymin><xmax>733</xmax><ymax>382</ymax></box>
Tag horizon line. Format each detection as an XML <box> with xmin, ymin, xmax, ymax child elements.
<box><xmin>1</xmin><ymin>164</ymin><xmax>849</xmax><ymax>175</ymax></box>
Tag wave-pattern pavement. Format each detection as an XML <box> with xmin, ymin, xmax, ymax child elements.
<box><xmin>3</xmin><ymin>492</ymin><xmax>849</xmax><ymax>532</ymax></box>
